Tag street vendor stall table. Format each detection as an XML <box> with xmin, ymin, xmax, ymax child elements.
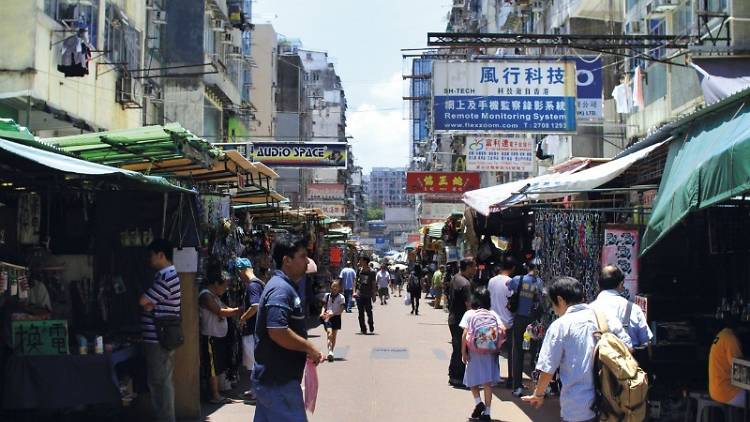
<box><xmin>3</xmin><ymin>353</ymin><xmax>121</xmax><ymax>409</ymax></box>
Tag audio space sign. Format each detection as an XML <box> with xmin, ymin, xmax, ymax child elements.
<box><xmin>250</xmin><ymin>142</ymin><xmax>347</xmax><ymax>168</ymax></box>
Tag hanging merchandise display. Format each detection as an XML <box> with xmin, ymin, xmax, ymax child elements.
<box><xmin>17</xmin><ymin>192</ymin><xmax>41</xmax><ymax>245</ymax></box>
<box><xmin>534</xmin><ymin>209</ymin><xmax>604</xmax><ymax>301</ymax></box>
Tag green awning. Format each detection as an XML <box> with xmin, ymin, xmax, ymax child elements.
<box><xmin>641</xmin><ymin>99</ymin><xmax>750</xmax><ymax>255</ymax></box>
<box><xmin>41</xmin><ymin>123</ymin><xmax>221</xmax><ymax>167</ymax></box>
<box><xmin>427</xmin><ymin>222</ymin><xmax>444</xmax><ymax>239</ymax></box>
<box><xmin>0</xmin><ymin>119</ymin><xmax>35</xmax><ymax>142</ymax></box>
<box><xmin>0</xmin><ymin>138</ymin><xmax>193</xmax><ymax>193</ymax></box>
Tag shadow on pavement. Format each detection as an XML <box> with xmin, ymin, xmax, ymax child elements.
<box><xmin>492</xmin><ymin>387</ymin><xmax>561</xmax><ymax>421</ymax></box>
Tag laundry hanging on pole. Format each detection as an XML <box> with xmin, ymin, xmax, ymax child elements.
<box><xmin>633</xmin><ymin>66</ymin><xmax>645</xmax><ymax>110</ymax></box>
<box><xmin>57</xmin><ymin>28</ymin><xmax>92</xmax><ymax>78</ymax></box>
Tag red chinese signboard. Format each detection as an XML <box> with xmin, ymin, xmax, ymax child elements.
<box><xmin>405</xmin><ymin>172</ymin><xmax>481</xmax><ymax>194</ymax></box>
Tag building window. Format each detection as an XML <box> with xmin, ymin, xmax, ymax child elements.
<box><xmin>104</xmin><ymin>4</ymin><xmax>142</xmax><ymax>71</ymax></box>
<box><xmin>44</xmin><ymin>0</ymin><xmax>99</xmax><ymax>47</ymax></box>
<box><xmin>648</xmin><ymin>18</ymin><xmax>666</xmax><ymax>59</ymax></box>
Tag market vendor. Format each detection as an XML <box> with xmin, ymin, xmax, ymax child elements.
<box><xmin>27</xmin><ymin>276</ymin><xmax>51</xmax><ymax>313</ymax></box>
<box><xmin>709</xmin><ymin>315</ymin><xmax>745</xmax><ymax>407</ymax></box>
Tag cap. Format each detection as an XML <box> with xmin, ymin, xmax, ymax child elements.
<box><xmin>235</xmin><ymin>257</ymin><xmax>253</xmax><ymax>270</ymax></box>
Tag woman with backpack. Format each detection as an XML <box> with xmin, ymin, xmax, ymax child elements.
<box><xmin>461</xmin><ymin>286</ymin><xmax>506</xmax><ymax>421</ymax></box>
<box><xmin>407</xmin><ymin>266</ymin><xmax>423</xmax><ymax>315</ymax></box>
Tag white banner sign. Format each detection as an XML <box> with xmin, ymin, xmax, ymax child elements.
<box><xmin>420</xmin><ymin>202</ymin><xmax>465</xmax><ymax>220</ymax></box>
<box><xmin>310</xmin><ymin>203</ymin><xmax>347</xmax><ymax>217</ymax></box>
<box><xmin>464</xmin><ymin>136</ymin><xmax>535</xmax><ymax>172</ymax></box>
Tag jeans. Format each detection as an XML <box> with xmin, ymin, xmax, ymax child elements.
<box><xmin>511</xmin><ymin>316</ymin><xmax>533</xmax><ymax>390</ymax></box>
<box><xmin>411</xmin><ymin>295</ymin><xmax>420</xmax><ymax>313</ymax></box>
<box><xmin>254</xmin><ymin>380</ymin><xmax>307</xmax><ymax>422</ymax></box>
<box><xmin>449</xmin><ymin>323</ymin><xmax>465</xmax><ymax>383</ymax></box>
<box><xmin>144</xmin><ymin>342</ymin><xmax>176</xmax><ymax>422</ymax></box>
<box><xmin>357</xmin><ymin>296</ymin><xmax>374</xmax><ymax>332</ymax></box>
<box><xmin>344</xmin><ymin>289</ymin><xmax>353</xmax><ymax>312</ymax></box>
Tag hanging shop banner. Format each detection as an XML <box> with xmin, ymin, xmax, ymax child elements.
<box><xmin>575</xmin><ymin>57</ymin><xmax>603</xmax><ymax>120</ymax></box>
<box><xmin>310</xmin><ymin>202</ymin><xmax>347</xmax><ymax>217</ymax></box>
<box><xmin>601</xmin><ymin>225</ymin><xmax>640</xmax><ymax>299</ymax></box>
<box><xmin>432</xmin><ymin>60</ymin><xmax>577</xmax><ymax>133</ymax></box>
<box><xmin>329</xmin><ymin>247</ymin><xmax>343</xmax><ymax>266</ymax></box>
<box><xmin>420</xmin><ymin>202</ymin><xmax>466</xmax><ymax>221</ymax></box>
<box><xmin>406</xmin><ymin>172</ymin><xmax>481</xmax><ymax>194</ymax></box>
<box><xmin>306</xmin><ymin>183</ymin><xmax>345</xmax><ymax>201</ymax></box>
<box><xmin>464</xmin><ymin>135</ymin><xmax>534</xmax><ymax>172</ymax></box>
<box><xmin>250</xmin><ymin>142</ymin><xmax>347</xmax><ymax>168</ymax></box>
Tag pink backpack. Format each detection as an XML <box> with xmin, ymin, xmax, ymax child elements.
<box><xmin>467</xmin><ymin>309</ymin><xmax>505</xmax><ymax>354</ymax></box>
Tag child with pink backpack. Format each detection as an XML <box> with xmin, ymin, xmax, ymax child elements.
<box><xmin>461</xmin><ymin>286</ymin><xmax>507</xmax><ymax>421</ymax></box>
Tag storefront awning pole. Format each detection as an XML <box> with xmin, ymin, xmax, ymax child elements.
<box><xmin>162</xmin><ymin>192</ymin><xmax>168</xmax><ymax>238</ymax></box>
<box><xmin>512</xmin><ymin>184</ymin><xmax>659</xmax><ymax>196</ymax></box>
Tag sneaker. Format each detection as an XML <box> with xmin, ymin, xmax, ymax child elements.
<box><xmin>478</xmin><ymin>414</ymin><xmax>491</xmax><ymax>421</ymax></box>
<box><xmin>512</xmin><ymin>387</ymin><xmax>525</xmax><ymax>397</ymax></box>
<box><xmin>471</xmin><ymin>402</ymin><xmax>486</xmax><ymax>419</ymax></box>
<box><xmin>369</xmin><ymin>327</ymin><xmax>374</xmax><ymax>334</ymax></box>
<box><xmin>360</xmin><ymin>329</ymin><xmax>367</xmax><ymax>335</ymax></box>
<box><xmin>242</xmin><ymin>390</ymin><xmax>255</xmax><ymax>399</ymax></box>
<box><xmin>327</xmin><ymin>352</ymin><xmax>334</xmax><ymax>362</ymax></box>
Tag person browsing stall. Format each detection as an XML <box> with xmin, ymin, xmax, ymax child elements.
<box><xmin>138</xmin><ymin>239</ymin><xmax>181</xmax><ymax>422</ymax></box>
<box><xmin>236</xmin><ymin>258</ymin><xmax>265</xmax><ymax>402</ymax></box>
<box><xmin>591</xmin><ymin>265</ymin><xmax>648</xmax><ymax>349</ymax></box>
<box><xmin>449</xmin><ymin>258</ymin><xmax>477</xmax><ymax>389</ymax></box>
<box><xmin>709</xmin><ymin>314</ymin><xmax>746</xmax><ymax>407</ymax></box>
<box><xmin>199</xmin><ymin>267</ymin><xmax>241</xmax><ymax>404</ymax></box>
<box><xmin>522</xmin><ymin>277</ymin><xmax>632</xmax><ymax>422</ymax></box>
<box><xmin>253</xmin><ymin>237</ymin><xmax>324</xmax><ymax>422</ymax></box>
<box><xmin>488</xmin><ymin>257</ymin><xmax>516</xmax><ymax>387</ymax></box>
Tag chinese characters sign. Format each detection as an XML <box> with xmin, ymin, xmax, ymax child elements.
<box><xmin>12</xmin><ymin>320</ymin><xmax>69</xmax><ymax>356</ymax></box>
<box><xmin>432</xmin><ymin>60</ymin><xmax>577</xmax><ymax>133</ymax></box>
<box><xmin>310</xmin><ymin>203</ymin><xmax>347</xmax><ymax>217</ymax></box>
<box><xmin>602</xmin><ymin>225</ymin><xmax>640</xmax><ymax>299</ymax></box>
<box><xmin>306</xmin><ymin>183</ymin><xmax>345</xmax><ymax>201</ymax></box>
<box><xmin>575</xmin><ymin>57</ymin><xmax>603</xmax><ymax>120</ymax></box>
<box><xmin>250</xmin><ymin>142</ymin><xmax>347</xmax><ymax>168</ymax></box>
<box><xmin>406</xmin><ymin>172</ymin><xmax>480</xmax><ymax>194</ymax></box>
<box><xmin>465</xmin><ymin>136</ymin><xmax>534</xmax><ymax>172</ymax></box>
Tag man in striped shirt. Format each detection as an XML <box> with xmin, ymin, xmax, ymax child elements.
<box><xmin>139</xmin><ymin>239</ymin><xmax>181</xmax><ymax>422</ymax></box>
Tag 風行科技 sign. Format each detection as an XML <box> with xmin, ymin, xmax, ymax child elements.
<box><xmin>432</xmin><ymin>60</ymin><xmax>577</xmax><ymax>133</ymax></box>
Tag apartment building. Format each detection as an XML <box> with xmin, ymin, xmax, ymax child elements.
<box><xmin>368</xmin><ymin>167</ymin><xmax>410</xmax><ymax>208</ymax></box>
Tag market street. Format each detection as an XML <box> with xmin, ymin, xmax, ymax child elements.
<box><xmin>202</xmin><ymin>298</ymin><xmax>561</xmax><ymax>422</ymax></box>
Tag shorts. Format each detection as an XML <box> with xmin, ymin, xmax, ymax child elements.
<box><xmin>322</xmin><ymin>315</ymin><xmax>342</xmax><ymax>331</ymax></box>
<box><xmin>378</xmin><ymin>287</ymin><xmax>389</xmax><ymax>297</ymax></box>
<box><xmin>242</xmin><ymin>334</ymin><xmax>256</xmax><ymax>371</ymax></box>
<box><xmin>200</xmin><ymin>335</ymin><xmax>228</xmax><ymax>377</ymax></box>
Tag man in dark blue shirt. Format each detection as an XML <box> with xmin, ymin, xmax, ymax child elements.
<box><xmin>253</xmin><ymin>237</ymin><xmax>324</xmax><ymax>422</ymax></box>
<box><xmin>237</xmin><ymin>258</ymin><xmax>264</xmax><ymax>402</ymax></box>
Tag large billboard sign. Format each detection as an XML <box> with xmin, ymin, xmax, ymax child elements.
<box><xmin>250</xmin><ymin>142</ymin><xmax>347</xmax><ymax>168</ymax></box>
<box><xmin>306</xmin><ymin>183</ymin><xmax>345</xmax><ymax>201</ymax></box>
<box><xmin>432</xmin><ymin>60</ymin><xmax>577</xmax><ymax>133</ymax></box>
<box><xmin>406</xmin><ymin>172</ymin><xmax>481</xmax><ymax>194</ymax></box>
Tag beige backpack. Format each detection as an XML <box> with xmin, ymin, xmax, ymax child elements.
<box><xmin>592</xmin><ymin>310</ymin><xmax>649</xmax><ymax>422</ymax></box>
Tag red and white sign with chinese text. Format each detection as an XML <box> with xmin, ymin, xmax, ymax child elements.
<box><xmin>465</xmin><ymin>136</ymin><xmax>534</xmax><ymax>172</ymax></box>
<box><xmin>406</xmin><ymin>172</ymin><xmax>481</xmax><ymax>194</ymax></box>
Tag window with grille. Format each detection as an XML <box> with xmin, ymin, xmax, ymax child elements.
<box><xmin>44</xmin><ymin>0</ymin><xmax>99</xmax><ymax>47</ymax></box>
<box><xmin>104</xmin><ymin>4</ymin><xmax>142</xmax><ymax>72</ymax></box>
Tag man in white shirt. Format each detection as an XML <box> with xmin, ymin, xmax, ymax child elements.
<box><xmin>591</xmin><ymin>265</ymin><xmax>652</xmax><ymax>349</ymax></box>
<box><xmin>375</xmin><ymin>267</ymin><xmax>391</xmax><ymax>305</ymax></box>
<box><xmin>487</xmin><ymin>257</ymin><xmax>516</xmax><ymax>386</ymax></box>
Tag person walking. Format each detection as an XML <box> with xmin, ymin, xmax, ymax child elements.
<box><xmin>507</xmin><ymin>262</ymin><xmax>544</xmax><ymax>397</ymax></box>
<box><xmin>199</xmin><ymin>268</ymin><xmax>241</xmax><ymax>404</ymax></box>
<box><xmin>320</xmin><ymin>280</ymin><xmax>345</xmax><ymax>362</ymax></box>
<box><xmin>487</xmin><ymin>257</ymin><xmax>516</xmax><ymax>387</ymax></box>
<box><xmin>432</xmin><ymin>265</ymin><xmax>445</xmax><ymax>309</ymax></box>
<box><xmin>253</xmin><ymin>237</ymin><xmax>324</xmax><ymax>422</ymax></box>
<box><xmin>591</xmin><ymin>265</ymin><xmax>649</xmax><ymax>350</ymax></box>
<box><xmin>237</xmin><ymin>258</ymin><xmax>264</xmax><ymax>402</ymax></box>
<box><xmin>449</xmin><ymin>258</ymin><xmax>477</xmax><ymax>388</ymax></box>
<box><xmin>407</xmin><ymin>267</ymin><xmax>423</xmax><ymax>315</ymax></box>
<box><xmin>522</xmin><ymin>277</ymin><xmax>632</xmax><ymax>422</ymax></box>
<box><xmin>376</xmin><ymin>266</ymin><xmax>391</xmax><ymax>305</ymax></box>
<box><xmin>138</xmin><ymin>239</ymin><xmax>181</xmax><ymax>422</ymax></box>
<box><xmin>394</xmin><ymin>268</ymin><xmax>404</xmax><ymax>297</ymax></box>
<box><xmin>354</xmin><ymin>256</ymin><xmax>377</xmax><ymax>334</ymax></box>
<box><xmin>339</xmin><ymin>261</ymin><xmax>356</xmax><ymax>313</ymax></box>
<box><xmin>461</xmin><ymin>286</ymin><xmax>505</xmax><ymax>421</ymax></box>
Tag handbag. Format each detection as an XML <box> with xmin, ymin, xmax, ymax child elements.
<box><xmin>155</xmin><ymin>315</ymin><xmax>184</xmax><ymax>351</ymax></box>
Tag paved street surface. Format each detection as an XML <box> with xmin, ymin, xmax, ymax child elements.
<box><xmin>202</xmin><ymin>297</ymin><xmax>561</xmax><ymax>422</ymax></box>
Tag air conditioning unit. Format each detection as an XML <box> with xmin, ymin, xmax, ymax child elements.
<box><xmin>152</xmin><ymin>10</ymin><xmax>167</xmax><ymax>25</ymax></box>
<box><xmin>654</xmin><ymin>0</ymin><xmax>679</xmax><ymax>12</ymax></box>
<box><xmin>116</xmin><ymin>76</ymin><xmax>142</xmax><ymax>107</ymax></box>
<box><xmin>212</xmin><ymin>18</ymin><xmax>224</xmax><ymax>31</ymax></box>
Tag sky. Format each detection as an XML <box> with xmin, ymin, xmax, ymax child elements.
<box><xmin>252</xmin><ymin>0</ymin><xmax>450</xmax><ymax>174</ymax></box>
